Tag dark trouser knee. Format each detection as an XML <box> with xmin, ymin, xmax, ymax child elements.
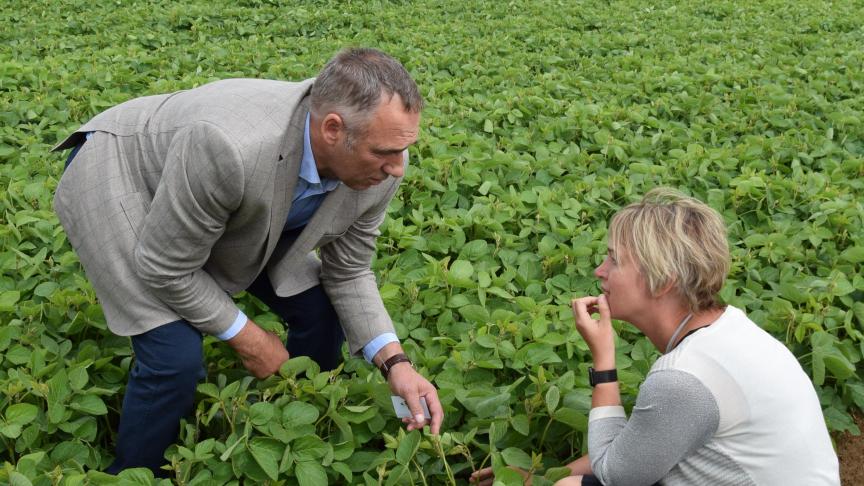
<box><xmin>284</xmin><ymin>285</ymin><xmax>345</xmax><ymax>371</ymax></box>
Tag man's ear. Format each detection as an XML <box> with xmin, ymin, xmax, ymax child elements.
<box><xmin>320</xmin><ymin>113</ymin><xmax>345</xmax><ymax>145</ymax></box>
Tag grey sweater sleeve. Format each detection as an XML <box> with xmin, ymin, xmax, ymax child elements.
<box><xmin>588</xmin><ymin>370</ymin><xmax>720</xmax><ymax>486</ymax></box>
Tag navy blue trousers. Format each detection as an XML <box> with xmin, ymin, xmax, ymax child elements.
<box><xmin>105</xmin><ymin>275</ymin><xmax>345</xmax><ymax>476</ymax></box>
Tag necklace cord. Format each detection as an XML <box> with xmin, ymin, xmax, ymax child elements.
<box><xmin>665</xmin><ymin>313</ymin><xmax>694</xmax><ymax>354</ymax></box>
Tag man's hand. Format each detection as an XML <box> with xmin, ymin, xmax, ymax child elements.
<box><xmin>571</xmin><ymin>295</ymin><xmax>615</xmax><ymax>368</ymax></box>
<box><xmin>374</xmin><ymin>342</ymin><xmax>444</xmax><ymax>434</ymax></box>
<box><xmin>226</xmin><ymin>319</ymin><xmax>290</xmax><ymax>378</ymax></box>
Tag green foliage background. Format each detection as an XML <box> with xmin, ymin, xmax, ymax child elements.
<box><xmin>1</xmin><ymin>0</ymin><xmax>863</xmax><ymax>484</ymax></box>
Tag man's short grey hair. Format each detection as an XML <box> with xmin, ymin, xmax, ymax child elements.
<box><xmin>310</xmin><ymin>48</ymin><xmax>423</xmax><ymax>142</ymax></box>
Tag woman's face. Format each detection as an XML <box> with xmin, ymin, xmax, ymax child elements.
<box><xmin>594</xmin><ymin>245</ymin><xmax>652</xmax><ymax>323</ymax></box>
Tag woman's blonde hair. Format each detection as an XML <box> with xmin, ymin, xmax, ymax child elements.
<box><xmin>608</xmin><ymin>187</ymin><xmax>729</xmax><ymax>312</ymax></box>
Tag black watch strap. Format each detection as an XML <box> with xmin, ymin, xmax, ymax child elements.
<box><xmin>379</xmin><ymin>353</ymin><xmax>413</xmax><ymax>379</ymax></box>
<box><xmin>589</xmin><ymin>367</ymin><xmax>618</xmax><ymax>387</ymax></box>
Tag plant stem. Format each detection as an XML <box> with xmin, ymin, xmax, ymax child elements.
<box><xmin>4</xmin><ymin>437</ymin><xmax>15</xmax><ymax>464</ymax></box>
<box><xmin>412</xmin><ymin>458</ymin><xmax>429</xmax><ymax>486</ymax></box>
<box><xmin>539</xmin><ymin>416</ymin><xmax>554</xmax><ymax>447</ymax></box>
<box><xmin>220</xmin><ymin>399</ymin><xmax>235</xmax><ymax>435</ymax></box>
<box><xmin>432</xmin><ymin>435</ymin><xmax>457</xmax><ymax>486</ymax></box>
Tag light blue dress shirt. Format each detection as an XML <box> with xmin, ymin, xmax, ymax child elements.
<box><xmin>217</xmin><ymin>113</ymin><xmax>399</xmax><ymax>362</ymax></box>
<box><xmin>284</xmin><ymin>113</ymin><xmax>341</xmax><ymax>230</ymax></box>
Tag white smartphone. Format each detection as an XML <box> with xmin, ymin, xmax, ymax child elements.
<box><xmin>391</xmin><ymin>396</ymin><xmax>432</xmax><ymax>420</ymax></box>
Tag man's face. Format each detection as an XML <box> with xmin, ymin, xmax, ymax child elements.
<box><xmin>318</xmin><ymin>94</ymin><xmax>420</xmax><ymax>190</ymax></box>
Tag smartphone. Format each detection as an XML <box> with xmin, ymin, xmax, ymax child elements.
<box><xmin>391</xmin><ymin>396</ymin><xmax>431</xmax><ymax>419</ymax></box>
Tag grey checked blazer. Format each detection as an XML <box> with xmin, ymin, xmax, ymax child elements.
<box><xmin>53</xmin><ymin>78</ymin><xmax>398</xmax><ymax>354</ymax></box>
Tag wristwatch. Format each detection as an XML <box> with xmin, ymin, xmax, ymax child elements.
<box><xmin>379</xmin><ymin>353</ymin><xmax>413</xmax><ymax>379</ymax></box>
<box><xmin>588</xmin><ymin>367</ymin><xmax>618</xmax><ymax>387</ymax></box>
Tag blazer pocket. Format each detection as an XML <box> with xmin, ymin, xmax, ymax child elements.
<box><xmin>118</xmin><ymin>192</ymin><xmax>151</xmax><ymax>239</ymax></box>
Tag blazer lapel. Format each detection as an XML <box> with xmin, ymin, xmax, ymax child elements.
<box><xmin>262</xmin><ymin>97</ymin><xmax>310</xmax><ymax>264</ymax></box>
<box><xmin>281</xmin><ymin>184</ymin><xmax>350</xmax><ymax>261</ymax></box>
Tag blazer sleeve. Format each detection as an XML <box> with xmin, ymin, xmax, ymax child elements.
<box><xmin>133</xmin><ymin>121</ymin><xmax>245</xmax><ymax>335</ymax></box>
<box><xmin>318</xmin><ymin>177</ymin><xmax>401</xmax><ymax>356</ymax></box>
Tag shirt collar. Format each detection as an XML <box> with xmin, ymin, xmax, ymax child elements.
<box><xmin>300</xmin><ymin>112</ymin><xmax>340</xmax><ymax>191</ymax></box>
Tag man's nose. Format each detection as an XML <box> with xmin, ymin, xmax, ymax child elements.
<box><xmin>383</xmin><ymin>159</ymin><xmax>405</xmax><ymax>178</ymax></box>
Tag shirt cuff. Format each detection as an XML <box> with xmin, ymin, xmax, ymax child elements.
<box><xmin>589</xmin><ymin>405</ymin><xmax>627</xmax><ymax>423</ymax></box>
<box><xmin>215</xmin><ymin>309</ymin><xmax>248</xmax><ymax>340</ymax></box>
<box><xmin>362</xmin><ymin>332</ymin><xmax>400</xmax><ymax>363</ymax></box>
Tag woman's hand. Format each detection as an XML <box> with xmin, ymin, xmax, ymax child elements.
<box><xmin>571</xmin><ymin>295</ymin><xmax>615</xmax><ymax>368</ymax></box>
<box><xmin>469</xmin><ymin>466</ymin><xmax>531</xmax><ymax>486</ymax></box>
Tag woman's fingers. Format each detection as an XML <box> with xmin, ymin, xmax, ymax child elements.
<box><xmin>571</xmin><ymin>296</ymin><xmax>602</xmax><ymax>334</ymax></box>
<box><xmin>571</xmin><ymin>296</ymin><xmax>598</xmax><ymax>323</ymax></box>
<box><xmin>572</xmin><ymin>294</ymin><xmax>616</xmax><ymax>354</ymax></box>
<box><xmin>470</xmin><ymin>466</ymin><xmax>531</xmax><ymax>486</ymax></box>
<box><xmin>470</xmin><ymin>467</ymin><xmax>494</xmax><ymax>484</ymax></box>
<box><xmin>596</xmin><ymin>294</ymin><xmax>611</xmax><ymax>324</ymax></box>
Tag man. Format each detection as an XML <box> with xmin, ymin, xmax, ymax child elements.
<box><xmin>53</xmin><ymin>48</ymin><xmax>443</xmax><ymax>475</ymax></box>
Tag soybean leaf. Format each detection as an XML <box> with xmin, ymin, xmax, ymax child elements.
<box><xmin>5</xmin><ymin>403</ymin><xmax>38</xmax><ymax>426</ymax></box>
<box><xmin>296</xmin><ymin>460</ymin><xmax>328</xmax><ymax>486</ymax></box>
<box><xmin>283</xmin><ymin>401</ymin><xmax>320</xmax><ymax>428</ymax></box>
<box><xmin>248</xmin><ymin>437</ymin><xmax>283</xmax><ymax>481</ymax></box>
<box><xmin>395</xmin><ymin>430</ymin><xmax>421</xmax><ymax>465</ymax></box>
<box><xmin>501</xmin><ymin>447</ymin><xmax>533</xmax><ymax>470</ymax></box>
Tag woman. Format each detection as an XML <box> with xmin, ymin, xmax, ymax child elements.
<box><xmin>472</xmin><ymin>188</ymin><xmax>839</xmax><ymax>485</ymax></box>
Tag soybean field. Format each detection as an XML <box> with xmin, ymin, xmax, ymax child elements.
<box><xmin>1</xmin><ymin>0</ymin><xmax>863</xmax><ymax>484</ymax></box>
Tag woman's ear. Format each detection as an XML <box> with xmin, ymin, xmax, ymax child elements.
<box><xmin>654</xmin><ymin>278</ymin><xmax>678</xmax><ymax>298</ymax></box>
